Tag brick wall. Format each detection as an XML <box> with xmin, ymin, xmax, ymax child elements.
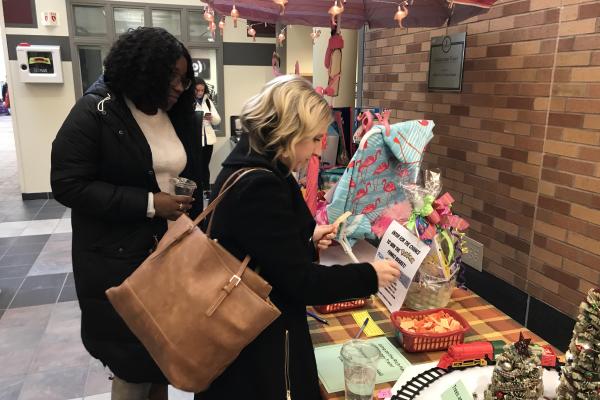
<box><xmin>363</xmin><ymin>0</ymin><xmax>600</xmax><ymax>318</ymax></box>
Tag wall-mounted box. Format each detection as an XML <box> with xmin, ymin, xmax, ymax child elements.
<box><xmin>16</xmin><ymin>44</ymin><xmax>63</xmax><ymax>83</ymax></box>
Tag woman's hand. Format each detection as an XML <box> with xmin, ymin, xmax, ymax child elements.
<box><xmin>154</xmin><ymin>192</ymin><xmax>194</xmax><ymax>221</ymax></box>
<box><xmin>312</xmin><ymin>224</ymin><xmax>338</xmax><ymax>251</ymax></box>
<box><xmin>371</xmin><ymin>259</ymin><xmax>402</xmax><ymax>288</ymax></box>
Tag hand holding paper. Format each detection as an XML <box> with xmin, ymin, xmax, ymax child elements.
<box><xmin>371</xmin><ymin>259</ymin><xmax>402</xmax><ymax>288</ymax></box>
<box><xmin>376</xmin><ymin>221</ymin><xmax>431</xmax><ymax>312</ymax></box>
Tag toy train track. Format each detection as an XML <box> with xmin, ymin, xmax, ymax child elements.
<box><xmin>389</xmin><ymin>363</ymin><xmax>564</xmax><ymax>400</ymax></box>
<box><xmin>390</xmin><ymin>367</ymin><xmax>448</xmax><ymax>400</ymax></box>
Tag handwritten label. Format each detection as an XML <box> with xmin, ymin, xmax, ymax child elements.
<box><xmin>441</xmin><ymin>380</ymin><xmax>474</xmax><ymax>400</ymax></box>
<box><xmin>376</xmin><ymin>221</ymin><xmax>430</xmax><ymax>312</ymax></box>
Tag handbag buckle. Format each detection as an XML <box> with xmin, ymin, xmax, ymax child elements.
<box><xmin>229</xmin><ymin>274</ymin><xmax>241</xmax><ymax>287</ymax></box>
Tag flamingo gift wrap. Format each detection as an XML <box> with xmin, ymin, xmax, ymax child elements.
<box><xmin>318</xmin><ymin>120</ymin><xmax>435</xmax><ymax>246</ymax></box>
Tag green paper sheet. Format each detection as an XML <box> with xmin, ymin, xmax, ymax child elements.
<box><xmin>314</xmin><ymin>336</ymin><xmax>411</xmax><ymax>393</ymax></box>
<box><xmin>441</xmin><ymin>380</ymin><xmax>474</xmax><ymax>400</ymax></box>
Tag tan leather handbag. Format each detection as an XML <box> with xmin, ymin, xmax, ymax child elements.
<box><xmin>106</xmin><ymin>168</ymin><xmax>281</xmax><ymax>392</ymax></box>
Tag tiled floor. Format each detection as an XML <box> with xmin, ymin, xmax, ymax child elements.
<box><xmin>0</xmin><ymin>116</ymin><xmax>192</xmax><ymax>399</ymax></box>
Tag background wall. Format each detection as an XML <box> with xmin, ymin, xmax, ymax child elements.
<box><xmin>211</xmin><ymin>16</ymin><xmax>276</xmax><ymax>180</ymax></box>
<box><xmin>362</xmin><ymin>0</ymin><xmax>600</xmax><ymax>318</ymax></box>
<box><xmin>2</xmin><ymin>0</ymin><xmax>74</xmax><ymax>196</ymax></box>
<box><xmin>285</xmin><ymin>25</ymin><xmax>313</xmax><ymax>76</ymax></box>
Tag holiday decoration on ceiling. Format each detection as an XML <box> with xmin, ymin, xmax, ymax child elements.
<box><xmin>328</xmin><ymin>0</ymin><xmax>345</xmax><ymax>26</ymax></box>
<box><xmin>203</xmin><ymin>7</ymin><xmax>215</xmax><ymax>22</ymax></box>
<box><xmin>218</xmin><ymin>17</ymin><xmax>225</xmax><ymax>36</ymax></box>
<box><xmin>483</xmin><ymin>333</ymin><xmax>543</xmax><ymax>400</ymax></box>
<box><xmin>247</xmin><ymin>25</ymin><xmax>256</xmax><ymax>41</ymax></box>
<box><xmin>207</xmin><ymin>0</ymin><xmax>498</xmax><ymax>30</ymax></box>
<box><xmin>273</xmin><ymin>0</ymin><xmax>288</xmax><ymax>15</ymax></box>
<box><xmin>556</xmin><ymin>288</ymin><xmax>600</xmax><ymax>400</ymax></box>
<box><xmin>230</xmin><ymin>4</ymin><xmax>240</xmax><ymax>27</ymax></box>
<box><xmin>310</xmin><ymin>28</ymin><xmax>322</xmax><ymax>45</ymax></box>
<box><xmin>394</xmin><ymin>1</ymin><xmax>409</xmax><ymax>28</ymax></box>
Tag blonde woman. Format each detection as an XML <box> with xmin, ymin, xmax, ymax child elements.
<box><xmin>194</xmin><ymin>75</ymin><xmax>400</xmax><ymax>400</ymax></box>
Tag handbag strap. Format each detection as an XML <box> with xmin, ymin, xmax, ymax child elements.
<box><xmin>205</xmin><ymin>254</ymin><xmax>251</xmax><ymax>317</ymax></box>
<box><xmin>146</xmin><ymin>168</ymin><xmax>270</xmax><ymax>263</ymax></box>
<box><xmin>204</xmin><ymin>167</ymin><xmax>271</xmax><ymax>237</ymax></box>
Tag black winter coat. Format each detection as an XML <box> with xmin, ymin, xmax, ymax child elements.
<box><xmin>50</xmin><ymin>77</ymin><xmax>203</xmax><ymax>383</ymax></box>
<box><xmin>195</xmin><ymin>135</ymin><xmax>378</xmax><ymax>400</ymax></box>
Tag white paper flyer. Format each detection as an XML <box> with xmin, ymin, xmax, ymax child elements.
<box><xmin>376</xmin><ymin>220</ymin><xmax>430</xmax><ymax>313</ymax></box>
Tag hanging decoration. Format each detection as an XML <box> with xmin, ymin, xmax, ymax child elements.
<box><xmin>203</xmin><ymin>6</ymin><xmax>215</xmax><ymax>22</ymax></box>
<box><xmin>230</xmin><ymin>4</ymin><xmax>239</xmax><ymax>28</ymax></box>
<box><xmin>208</xmin><ymin>20</ymin><xmax>217</xmax><ymax>40</ymax></box>
<box><xmin>273</xmin><ymin>0</ymin><xmax>288</xmax><ymax>15</ymax></box>
<box><xmin>310</xmin><ymin>28</ymin><xmax>322</xmax><ymax>45</ymax></box>
<box><xmin>394</xmin><ymin>1</ymin><xmax>409</xmax><ymax>28</ymax></box>
<box><xmin>328</xmin><ymin>0</ymin><xmax>345</xmax><ymax>27</ymax></box>
<box><xmin>276</xmin><ymin>25</ymin><xmax>287</xmax><ymax>46</ymax></box>
<box><xmin>247</xmin><ymin>25</ymin><xmax>257</xmax><ymax>41</ymax></box>
<box><xmin>218</xmin><ymin>17</ymin><xmax>225</xmax><ymax>36</ymax></box>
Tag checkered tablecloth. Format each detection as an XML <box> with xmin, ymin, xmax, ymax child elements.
<box><xmin>309</xmin><ymin>288</ymin><xmax>561</xmax><ymax>400</ymax></box>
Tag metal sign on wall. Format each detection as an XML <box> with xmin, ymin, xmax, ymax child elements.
<box><xmin>428</xmin><ymin>32</ymin><xmax>466</xmax><ymax>92</ymax></box>
<box><xmin>192</xmin><ymin>58</ymin><xmax>211</xmax><ymax>80</ymax></box>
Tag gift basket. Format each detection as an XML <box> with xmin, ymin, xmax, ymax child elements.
<box><xmin>400</xmin><ymin>169</ymin><xmax>470</xmax><ymax>310</ymax></box>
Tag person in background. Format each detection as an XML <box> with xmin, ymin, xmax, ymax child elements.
<box><xmin>194</xmin><ymin>77</ymin><xmax>221</xmax><ymax>200</ymax></box>
<box><xmin>194</xmin><ymin>75</ymin><xmax>401</xmax><ymax>400</ymax></box>
<box><xmin>2</xmin><ymin>81</ymin><xmax>10</xmax><ymax>115</ymax></box>
<box><xmin>51</xmin><ymin>27</ymin><xmax>203</xmax><ymax>400</ymax></box>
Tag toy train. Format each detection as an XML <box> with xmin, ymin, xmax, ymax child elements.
<box><xmin>437</xmin><ymin>340</ymin><xmax>559</xmax><ymax>370</ymax></box>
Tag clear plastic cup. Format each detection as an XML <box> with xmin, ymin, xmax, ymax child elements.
<box><xmin>340</xmin><ymin>339</ymin><xmax>381</xmax><ymax>400</ymax></box>
<box><xmin>170</xmin><ymin>177</ymin><xmax>197</xmax><ymax>196</ymax></box>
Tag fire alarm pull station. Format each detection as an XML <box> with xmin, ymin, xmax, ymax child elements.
<box><xmin>16</xmin><ymin>43</ymin><xmax>63</xmax><ymax>83</ymax></box>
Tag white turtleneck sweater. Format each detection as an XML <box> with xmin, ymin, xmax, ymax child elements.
<box><xmin>126</xmin><ymin>98</ymin><xmax>187</xmax><ymax>218</ymax></box>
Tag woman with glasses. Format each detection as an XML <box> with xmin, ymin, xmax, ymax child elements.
<box><xmin>51</xmin><ymin>27</ymin><xmax>202</xmax><ymax>400</ymax></box>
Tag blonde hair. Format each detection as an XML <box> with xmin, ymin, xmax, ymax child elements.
<box><xmin>240</xmin><ymin>75</ymin><xmax>331</xmax><ymax>168</ymax></box>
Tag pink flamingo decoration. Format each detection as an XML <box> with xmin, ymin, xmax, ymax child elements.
<box><xmin>353</xmin><ymin>182</ymin><xmax>371</xmax><ymax>203</ymax></box>
<box><xmin>382</xmin><ymin>179</ymin><xmax>397</xmax><ymax>203</ymax></box>
<box><xmin>348</xmin><ymin>159</ymin><xmax>361</xmax><ymax>169</ymax></box>
<box><xmin>358</xmin><ymin>148</ymin><xmax>382</xmax><ymax>182</ymax></box>
<box><xmin>361</xmin><ymin>198</ymin><xmax>381</xmax><ymax>217</ymax></box>
<box><xmin>373</xmin><ymin>162</ymin><xmax>389</xmax><ymax>175</ymax></box>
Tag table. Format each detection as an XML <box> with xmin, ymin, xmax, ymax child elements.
<box><xmin>311</xmin><ymin>242</ymin><xmax>560</xmax><ymax>400</ymax></box>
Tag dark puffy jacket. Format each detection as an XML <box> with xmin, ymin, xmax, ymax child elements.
<box><xmin>51</xmin><ymin>77</ymin><xmax>203</xmax><ymax>383</ymax></box>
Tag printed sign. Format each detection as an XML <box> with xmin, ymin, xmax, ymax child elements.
<box><xmin>192</xmin><ymin>58</ymin><xmax>211</xmax><ymax>80</ymax></box>
<box><xmin>376</xmin><ymin>221</ymin><xmax>430</xmax><ymax>312</ymax></box>
<box><xmin>428</xmin><ymin>32</ymin><xmax>466</xmax><ymax>92</ymax></box>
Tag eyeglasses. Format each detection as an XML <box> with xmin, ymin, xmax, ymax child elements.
<box><xmin>170</xmin><ymin>74</ymin><xmax>192</xmax><ymax>90</ymax></box>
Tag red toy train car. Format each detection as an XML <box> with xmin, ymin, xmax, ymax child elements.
<box><xmin>437</xmin><ymin>341</ymin><xmax>558</xmax><ymax>370</ymax></box>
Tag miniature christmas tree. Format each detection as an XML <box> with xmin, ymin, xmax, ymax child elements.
<box><xmin>484</xmin><ymin>332</ymin><xmax>543</xmax><ymax>400</ymax></box>
<box><xmin>556</xmin><ymin>288</ymin><xmax>600</xmax><ymax>400</ymax></box>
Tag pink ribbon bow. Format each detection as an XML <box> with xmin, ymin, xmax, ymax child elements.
<box><xmin>433</xmin><ymin>192</ymin><xmax>470</xmax><ymax>231</ymax></box>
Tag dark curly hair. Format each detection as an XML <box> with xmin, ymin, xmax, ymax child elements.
<box><xmin>103</xmin><ymin>27</ymin><xmax>195</xmax><ymax>115</ymax></box>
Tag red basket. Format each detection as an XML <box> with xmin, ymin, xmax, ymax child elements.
<box><xmin>313</xmin><ymin>298</ymin><xmax>367</xmax><ymax>314</ymax></box>
<box><xmin>390</xmin><ymin>308</ymin><xmax>471</xmax><ymax>353</ymax></box>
